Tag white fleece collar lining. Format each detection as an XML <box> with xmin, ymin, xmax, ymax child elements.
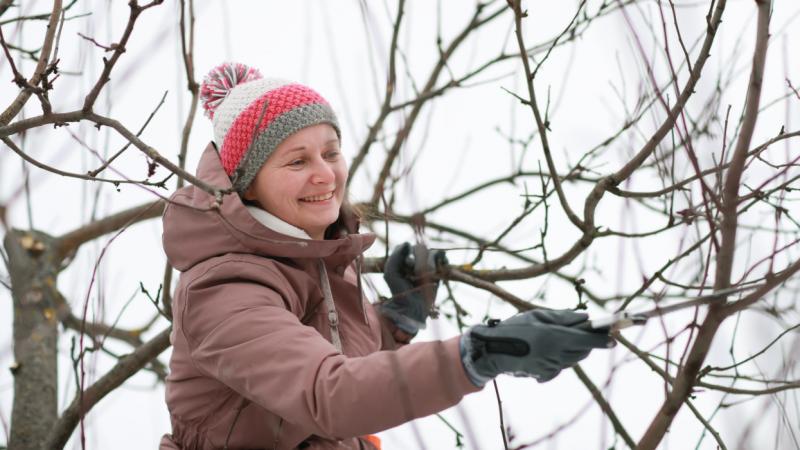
<box><xmin>246</xmin><ymin>206</ymin><xmax>312</xmax><ymax>240</ymax></box>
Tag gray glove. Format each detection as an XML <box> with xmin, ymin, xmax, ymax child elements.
<box><xmin>378</xmin><ymin>242</ymin><xmax>447</xmax><ymax>335</ymax></box>
<box><xmin>460</xmin><ymin>309</ymin><xmax>613</xmax><ymax>386</ymax></box>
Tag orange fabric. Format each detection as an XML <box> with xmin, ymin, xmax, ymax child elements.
<box><xmin>363</xmin><ymin>434</ymin><xmax>382</xmax><ymax>450</ymax></box>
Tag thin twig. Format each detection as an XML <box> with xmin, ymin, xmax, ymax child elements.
<box><xmin>367</xmin><ymin>3</ymin><xmax>507</xmax><ymax>205</ymax></box>
<box><xmin>77</xmin><ymin>32</ymin><xmax>116</xmax><ymax>51</ymax></box>
<box><xmin>176</xmin><ymin>0</ymin><xmax>198</xmax><ymax>188</ymax></box>
<box><xmin>87</xmin><ymin>90</ymin><xmax>169</xmax><ymax>177</ymax></box>
<box><xmin>572</xmin><ymin>365</ymin><xmax>636</xmax><ymax>449</ymax></box>
<box><xmin>508</xmin><ymin>0</ymin><xmax>584</xmax><ymax>229</ymax></box>
<box><xmin>0</xmin><ymin>110</ymin><xmax>229</xmax><ymax>196</ymax></box>
<box><xmin>446</xmin><ymin>267</ymin><xmax>540</xmax><ymax>311</ymax></box>
<box><xmin>0</xmin><ymin>0</ymin><xmax>77</xmax><ymax>25</ymax></box>
<box><xmin>686</xmin><ymin>399</ymin><xmax>728</xmax><ymax>449</ymax></box>
<box><xmin>347</xmin><ymin>0</ymin><xmax>405</xmax><ymax>181</ymax></box>
<box><xmin>492</xmin><ymin>380</ymin><xmax>509</xmax><ymax>450</ymax></box>
<box><xmin>1</xmin><ymin>135</ymin><xmax>173</xmax><ymax>188</ymax></box>
<box><xmin>0</xmin><ymin>0</ymin><xmax>62</xmax><ymax>125</ymax></box>
<box><xmin>56</xmin><ymin>201</ymin><xmax>165</xmax><ymax>259</ymax></box>
<box><xmin>82</xmin><ymin>0</ymin><xmax>165</xmax><ymax>112</ymax></box>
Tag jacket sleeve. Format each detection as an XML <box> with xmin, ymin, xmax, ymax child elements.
<box><xmin>180</xmin><ymin>260</ymin><xmax>480</xmax><ymax>440</ymax></box>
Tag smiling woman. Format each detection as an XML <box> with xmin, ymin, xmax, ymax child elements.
<box><xmin>158</xmin><ymin>62</ymin><xmax>611</xmax><ymax>450</ymax></box>
<box><xmin>159</xmin><ymin>62</ymin><xmax>483</xmax><ymax>450</ymax></box>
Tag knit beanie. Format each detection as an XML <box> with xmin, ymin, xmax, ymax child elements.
<box><xmin>200</xmin><ymin>62</ymin><xmax>341</xmax><ymax>193</ymax></box>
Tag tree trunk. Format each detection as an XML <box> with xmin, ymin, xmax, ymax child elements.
<box><xmin>5</xmin><ymin>230</ymin><xmax>60</xmax><ymax>450</ymax></box>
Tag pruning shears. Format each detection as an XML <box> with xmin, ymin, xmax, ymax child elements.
<box><xmin>576</xmin><ymin>285</ymin><xmax>760</xmax><ymax>332</ymax></box>
<box><xmin>402</xmin><ymin>243</ymin><xmax>448</xmax><ymax>282</ymax></box>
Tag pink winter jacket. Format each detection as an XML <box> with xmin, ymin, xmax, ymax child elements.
<box><xmin>160</xmin><ymin>143</ymin><xmax>479</xmax><ymax>450</ymax></box>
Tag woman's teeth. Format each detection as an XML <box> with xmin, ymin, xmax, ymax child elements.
<box><xmin>300</xmin><ymin>192</ymin><xmax>333</xmax><ymax>202</ymax></box>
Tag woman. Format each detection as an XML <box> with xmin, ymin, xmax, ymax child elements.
<box><xmin>160</xmin><ymin>63</ymin><xmax>612</xmax><ymax>450</ymax></box>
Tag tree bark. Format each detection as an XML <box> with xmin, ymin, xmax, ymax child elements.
<box><xmin>5</xmin><ymin>230</ymin><xmax>60</xmax><ymax>450</ymax></box>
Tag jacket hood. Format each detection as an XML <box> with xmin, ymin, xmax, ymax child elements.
<box><xmin>162</xmin><ymin>142</ymin><xmax>375</xmax><ymax>272</ymax></box>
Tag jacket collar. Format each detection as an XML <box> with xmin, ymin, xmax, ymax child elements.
<box><xmin>246</xmin><ymin>206</ymin><xmax>312</xmax><ymax>240</ymax></box>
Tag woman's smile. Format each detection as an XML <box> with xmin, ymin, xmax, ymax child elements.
<box><xmin>299</xmin><ymin>191</ymin><xmax>335</xmax><ymax>203</ymax></box>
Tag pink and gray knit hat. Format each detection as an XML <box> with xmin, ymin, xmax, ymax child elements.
<box><xmin>200</xmin><ymin>62</ymin><xmax>341</xmax><ymax>193</ymax></box>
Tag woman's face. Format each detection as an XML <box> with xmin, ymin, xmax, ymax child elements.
<box><xmin>243</xmin><ymin>124</ymin><xmax>347</xmax><ymax>240</ymax></box>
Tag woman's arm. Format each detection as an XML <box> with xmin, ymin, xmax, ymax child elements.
<box><xmin>180</xmin><ymin>260</ymin><xmax>479</xmax><ymax>440</ymax></box>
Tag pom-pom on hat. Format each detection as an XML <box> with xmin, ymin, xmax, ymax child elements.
<box><xmin>200</xmin><ymin>62</ymin><xmax>341</xmax><ymax>193</ymax></box>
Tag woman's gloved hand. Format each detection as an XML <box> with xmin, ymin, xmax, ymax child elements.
<box><xmin>378</xmin><ymin>242</ymin><xmax>447</xmax><ymax>335</ymax></box>
<box><xmin>459</xmin><ymin>309</ymin><xmax>614</xmax><ymax>386</ymax></box>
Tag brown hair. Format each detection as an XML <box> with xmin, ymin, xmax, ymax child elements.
<box><xmin>324</xmin><ymin>197</ymin><xmax>363</xmax><ymax>239</ymax></box>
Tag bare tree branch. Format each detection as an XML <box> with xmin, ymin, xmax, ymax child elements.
<box><xmin>55</xmin><ymin>200</ymin><xmax>164</xmax><ymax>259</ymax></box>
<box><xmin>368</xmin><ymin>3</ymin><xmax>507</xmax><ymax>206</ymax></box>
<box><xmin>347</xmin><ymin>0</ymin><xmax>405</xmax><ymax>181</ymax></box>
<box><xmin>0</xmin><ymin>0</ymin><xmax>14</xmax><ymax>18</ymax></box>
<box><xmin>509</xmin><ymin>0</ymin><xmax>584</xmax><ymax>229</ymax></box>
<box><xmin>44</xmin><ymin>327</ymin><xmax>171</xmax><ymax>450</ymax></box>
<box><xmin>637</xmin><ymin>2</ymin><xmax>772</xmax><ymax>446</ymax></box>
<box><xmin>0</xmin><ymin>0</ymin><xmax>62</xmax><ymax>125</ymax></box>
<box><xmin>448</xmin><ymin>0</ymin><xmax>727</xmax><ymax>286</ymax></box>
<box><xmin>0</xmin><ymin>110</ymin><xmax>228</xmax><ymax>196</ymax></box>
<box><xmin>81</xmin><ymin>0</ymin><xmax>164</xmax><ymax>112</ymax></box>
<box><xmin>176</xmin><ymin>0</ymin><xmax>197</xmax><ymax>188</ymax></box>
<box><xmin>572</xmin><ymin>365</ymin><xmax>636</xmax><ymax>449</ymax></box>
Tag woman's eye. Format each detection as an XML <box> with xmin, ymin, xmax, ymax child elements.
<box><xmin>288</xmin><ymin>159</ymin><xmax>305</xmax><ymax>167</ymax></box>
<box><xmin>324</xmin><ymin>151</ymin><xmax>340</xmax><ymax>160</ymax></box>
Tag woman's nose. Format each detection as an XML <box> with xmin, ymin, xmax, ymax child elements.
<box><xmin>310</xmin><ymin>158</ymin><xmax>335</xmax><ymax>184</ymax></box>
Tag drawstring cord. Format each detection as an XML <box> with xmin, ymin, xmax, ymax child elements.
<box><xmin>223</xmin><ymin>399</ymin><xmax>249</xmax><ymax>450</ymax></box>
<box><xmin>356</xmin><ymin>254</ymin><xmax>369</xmax><ymax>324</ymax></box>
<box><xmin>317</xmin><ymin>259</ymin><xmax>343</xmax><ymax>353</ymax></box>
